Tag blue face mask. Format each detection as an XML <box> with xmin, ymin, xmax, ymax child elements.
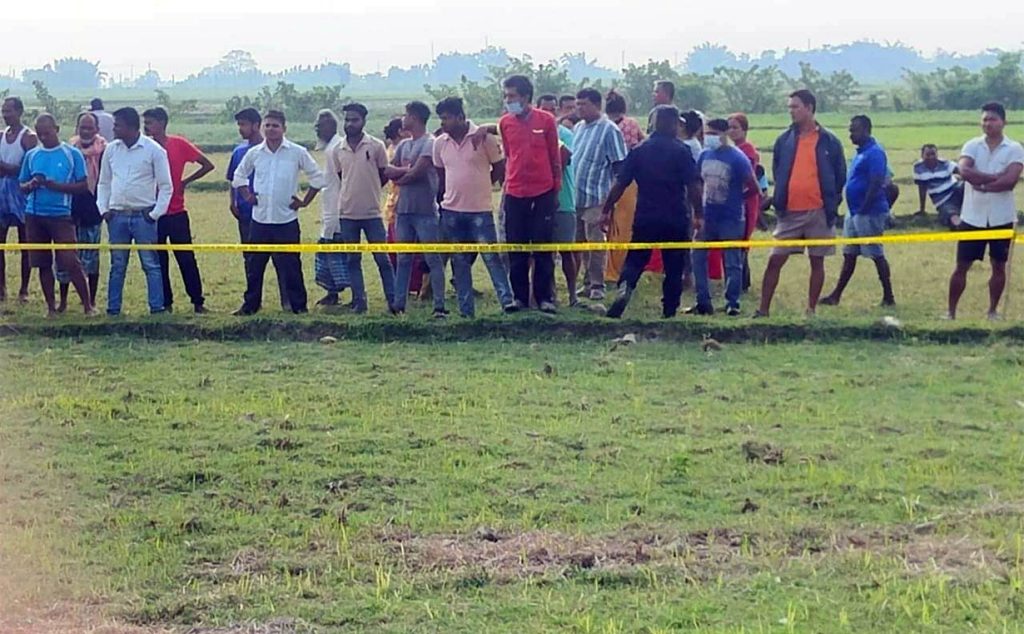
<box><xmin>505</xmin><ymin>100</ymin><xmax>524</xmax><ymax>116</ymax></box>
<box><xmin>704</xmin><ymin>134</ymin><xmax>722</xmax><ymax>150</ymax></box>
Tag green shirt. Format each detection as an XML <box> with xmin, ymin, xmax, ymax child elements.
<box><xmin>557</xmin><ymin>125</ymin><xmax>576</xmax><ymax>213</ymax></box>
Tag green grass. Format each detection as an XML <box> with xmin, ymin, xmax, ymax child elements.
<box><xmin>3</xmin><ymin>336</ymin><xmax>1024</xmax><ymax>632</ymax></box>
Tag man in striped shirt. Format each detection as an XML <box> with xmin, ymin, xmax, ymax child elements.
<box><xmin>572</xmin><ymin>88</ymin><xmax>627</xmax><ymax>300</ymax></box>
<box><xmin>913</xmin><ymin>144</ymin><xmax>962</xmax><ymax>227</ymax></box>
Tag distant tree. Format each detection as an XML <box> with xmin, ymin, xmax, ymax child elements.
<box><xmin>686</xmin><ymin>43</ymin><xmax>743</xmax><ymax>74</ymax></box>
<box><xmin>154</xmin><ymin>90</ymin><xmax>198</xmax><ymax>118</ymax></box>
<box><xmin>617</xmin><ymin>60</ymin><xmax>713</xmax><ymax>113</ymax></box>
<box><xmin>30</xmin><ymin>81</ymin><xmax>79</xmax><ymax>123</ymax></box>
<box><xmin>223</xmin><ymin>82</ymin><xmax>347</xmax><ymax>123</ymax></box>
<box><xmin>904</xmin><ymin>52</ymin><xmax>1024</xmax><ymax>110</ymax></box>
<box><xmin>787</xmin><ymin>62</ymin><xmax>859</xmax><ymax>111</ymax></box>
<box><xmin>23</xmin><ymin>58</ymin><xmax>105</xmax><ymax>90</ymax></box>
<box><xmin>713</xmin><ymin>65</ymin><xmax>785</xmax><ymax>113</ymax></box>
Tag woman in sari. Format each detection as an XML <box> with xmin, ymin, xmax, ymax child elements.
<box><xmin>603</xmin><ymin>90</ymin><xmax>647</xmax><ymax>282</ymax></box>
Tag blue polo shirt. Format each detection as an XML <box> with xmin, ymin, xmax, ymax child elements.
<box><xmin>846</xmin><ymin>138</ymin><xmax>890</xmax><ymax>216</ymax></box>
<box><xmin>19</xmin><ymin>143</ymin><xmax>87</xmax><ymax>217</ymax></box>
<box><xmin>226</xmin><ymin>142</ymin><xmax>255</xmax><ymax>220</ymax></box>
<box><xmin>616</xmin><ymin>132</ymin><xmax>699</xmax><ymax>228</ymax></box>
<box><xmin>697</xmin><ymin>145</ymin><xmax>753</xmax><ymax>224</ymax></box>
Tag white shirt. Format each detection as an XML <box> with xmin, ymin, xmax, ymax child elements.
<box><xmin>960</xmin><ymin>135</ymin><xmax>1024</xmax><ymax>227</ymax></box>
<box><xmin>96</xmin><ymin>134</ymin><xmax>173</xmax><ymax>220</ymax></box>
<box><xmin>320</xmin><ymin>134</ymin><xmax>343</xmax><ymax>237</ymax></box>
<box><xmin>232</xmin><ymin>138</ymin><xmax>325</xmax><ymax>225</ymax></box>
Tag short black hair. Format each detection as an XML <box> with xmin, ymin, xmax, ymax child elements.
<box><xmin>850</xmin><ymin>114</ymin><xmax>873</xmax><ymax>132</ymax></box>
<box><xmin>559</xmin><ymin>95</ymin><xmax>576</xmax><ymax>107</ymax></box>
<box><xmin>789</xmin><ymin>89</ymin><xmax>817</xmax><ymax>113</ymax></box>
<box><xmin>982</xmin><ymin>101</ymin><xmax>1007</xmax><ymax>121</ymax></box>
<box><xmin>142</xmin><ymin>106</ymin><xmax>169</xmax><ymax>125</ymax></box>
<box><xmin>707</xmin><ymin>118</ymin><xmax>729</xmax><ymax>134</ymax></box>
<box><xmin>112</xmin><ymin>107</ymin><xmax>140</xmax><ymax>130</ymax></box>
<box><xmin>681</xmin><ymin>110</ymin><xmax>703</xmax><ymax>136</ymax></box>
<box><xmin>3</xmin><ymin>97</ymin><xmax>25</xmax><ymax>114</ymax></box>
<box><xmin>537</xmin><ymin>94</ymin><xmax>557</xmax><ymax>106</ymax></box>
<box><xmin>653</xmin><ymin>105</ymin><xmax>680</xmax><ymax>131</ymax></box>
<box><xmin>264</xmin><ymin>110</ymin><xmax>286</xmax><ymax>125</ymax></box>
<box><xmin>503</xmin><ymin>75</ymin><xmax>534</xmax><ymax>102</ymax></box>
<box><xmin>655</xmin><ymin>80</ymin><xmax>676</xmax><ymax>100</ymax></box>
<box><xmin>90</xmin><ymin>98</ymin><xmax>104</xmax><ymax>110</ymax></box>
<box><xmin>563</xmin><ymin>113</ymin><xmax>581</xmax><ymax>126</ymax></box>
<box><xmin>234</xmin><ymin>107</ymin><xmax>262</xmax><ymax>125</ymax></box>
<box><xmin>605</xmin><ymin>90</ymin><xmax>627</xmax><ymax>116</ymax></box>
<box><xmin>404</xmin><ymin>100</ymin><xmax>431</xmax><ymax>124</ymax></box>
<box><xmin>576</xmin><ymin>88</ymin><xmax>602</xmax><ymax>107</ymax></box>
<box><xmin>342</xmin><ymin>102</ymin><xmax>369</xmax><ymax>120</ymax></box>
<box><xmin>383</xmin><ymin>117</ymin><xmax>403</xmax><ymax>141</ymax></box>
<box><xmin>920</xmin><ymin>143</ymin><xmax>938</xmax><ymax>153</ymax></box>
<box><xmin>435</xmin><ymin>96</ymin><xmax>466</xmax><ymax>119</ymax></box>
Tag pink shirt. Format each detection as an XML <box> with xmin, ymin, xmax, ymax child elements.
<box><xmin>432</xmin><ymin>125</ymin><xmax>504</xmax><ymax>212</ymax></box>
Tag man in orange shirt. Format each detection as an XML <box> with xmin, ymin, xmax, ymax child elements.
<box><xmin>756</xmin><ymin>90</ymin><xmax>846</xmax><ymax>317</ymax></box>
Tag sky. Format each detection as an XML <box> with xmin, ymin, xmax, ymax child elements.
<box><xmin>5</xmin><ymin>0</ymin><xmax>1024</xmax><ymax>80</ymax></box>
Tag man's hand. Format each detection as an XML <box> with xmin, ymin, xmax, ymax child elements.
<box><xmin>230</xmin><ymin>201</ymin><xmax>240</xmax><ymax>220</ymax></box>
<box><xmin>383</xmin><ymin>166</ymin><xmax>404</xmax><ymax>181</ymax></box>
<box><xmin>469</xmin><ymin>126</ymin><xmax>490</xmax><ymax>150</ymax></box>
<box><xmin>288</xmin><ymin>196</ymin><xmax>306</xmax><ymax>211</ymax></box>
<box><xmin>599</xmin><ymin>211</ymin><xmax>613</xmax><ymax>234</ymax></box>
<box><xmin>692</xmin><ymin>215</ymin><xmax>703</xmax><ymax>237</ymax></box>
<box><xmin>102</xmin><ymin>211</ymin><xmax>114</xmax><ymax>222</ymax></box>
<box><xmin>950</xmin><ymin>213</ymin><xmax>962</xmax><ymax>228</ymax></box>
<box><xmin>242</xmin><ymin>189</ymin><xmax>257</xmax><ymax>205</ymax></box>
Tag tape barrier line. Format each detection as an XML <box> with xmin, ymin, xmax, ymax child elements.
<box><xmin>0</xmin><ymin>229</ymin><xmax>1018</xmax><ymax>253</ymax></box>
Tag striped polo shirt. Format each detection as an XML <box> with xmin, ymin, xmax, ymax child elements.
<box><xmin>571</xmin><ymin>115</ymin><xmax>627</xmax><ymax>209</ymax></box>
<box><xmin>912</xmin><ymin>159</ymin><xmax>958</xmax><ymax>207</ymax></box>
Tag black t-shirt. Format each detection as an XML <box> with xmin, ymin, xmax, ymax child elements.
<box><xmin>617</xmin><ymin>132</ymin><xmax>699</xmax><ymax>228</ymax></box>
<box><xmin>71</xmin><ymin>191</ymin><xmax>102</xmax><ymax>227</ymax></box>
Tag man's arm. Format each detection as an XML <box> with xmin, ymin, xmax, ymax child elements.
<box><xmin>547</xmin><ymin>118</ymin><xmax>561</xmax><ymax>191</ymax></box>
<box><xmin>151</xmin><ymin>148</ymin><xmax>173</xmax><ymax>220</ymax></box>
<box><xmin>97</xmin><ymin>149</ymin><xmax>113</xmax><ymax>216</ymax></box>
<box><xmin>490</xmin><ymin>159</ymin><xmax>506</xmax><ymax>186</ymax></box>
<box><xmin>917</xmin><ymin>182</ymin><xmax>929</xmax><ymax>213</ymax></box>
<box><xmin>291</xmin><ymin>149</ymin><xmax>324</xmax><ymax>210</ymax></box>
<box><xmin>182</xmin><ymin>153</ymin><xmax>215</xmax><ymax>188</ymax></box>
<box><xmin>958</xmin><ymin>156</ymin><xmax>996</xmax><ymax>186</ymax></box>
<box><xmin>600</xmin><ymin>154</ymin><xmax>636</xmax><ymax>232</ymax></box>
<box><xmin>977</xmin><ymin>162</ymin><xmax>1023</xmax><ymax>193</ymax></box>
<box><xmin>394</xmin><ymin>155</ymin><xmax>434</xmax><ymax>186</ymax></box>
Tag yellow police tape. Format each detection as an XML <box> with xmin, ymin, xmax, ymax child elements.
<box><xmin>0</xmin><ymin>229</ymin><xmax>1019</xmax><ymax>253</ymax></box>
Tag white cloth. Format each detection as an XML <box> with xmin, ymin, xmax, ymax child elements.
<box><xmin>92</xmin><ymin>110</ymin><xmax>115</xmax><ymax>143</ymax></box>
<box><xmin>0</xmin><ymin>126</ymin><xmax>28</xmax><ymax>167</ymax></box>
<box><xmin>96</xmin><ymin>134</ymin><xmax>173</xmax><ymax>220</ymax></box>
<box><xmin>232</xmin><ymin>137</ymin><xmax>325</xmax><ymax>225</ymax></box>
<box><xmin>320</xmin><ymin>134</ymin><xmax>342</xmax><ymax>237</ymax></box>
<box><xmin>960</xmin><ymin>135</ymin><xmax>1024</xmax><ymax>227</ymax></box>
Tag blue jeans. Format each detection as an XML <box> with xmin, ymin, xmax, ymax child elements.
<box><xmin>692</xmin><ymin>217</ymin><xmax>745</xmax><ymax>311</ymax></box>
<box><xmin>106</xmin><ymin>211</ymin><xmax>164</xmax><ymax>315</ymax></box>
<box><xmin>442</xmin><ymin>210</ymin><xmax>513</xmax><ymax>317</ymax></box>
<box><xmin>339</xmin><ymin>217</ymin><xmax>395</xmax><ymax>308</ymax></box>
<box><xmin>394</xmin><ymin>213</ymin><xmax>445</xmax><ymax>312</ymax></box>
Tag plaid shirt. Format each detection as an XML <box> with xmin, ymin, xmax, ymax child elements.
<box><xmin>571</xmin><ymin>116</ymin><xmax>627</xmax><ymax>208</ymax></box>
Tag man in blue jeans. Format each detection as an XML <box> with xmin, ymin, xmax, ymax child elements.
<box><xmin>385</xmin><ymin>101</ymin><xmax>447</xmax><ymax>317</ymax></box>
<box><xmin>432</xmin><ymin>97</ymin><xmax>517</xmax><ymax>317</ymax></box>
<box><xmin>332</xmin><ymin>103</ymin><xmax>395</xmax><ymax>314</ymax></box>
<box><xmin>96</xmin><ymin>107</ymin><xmax>171</xmax><ymax>315</ymax></box>
<box><xmin>689</xmin><ymin>118</ymin><xmax>758</xmax><ymax>316</ymax></box>
<box><xmin>821</xmin><ymin>115</ymin><xmax>896</xmax><ymax>307</ymax></box>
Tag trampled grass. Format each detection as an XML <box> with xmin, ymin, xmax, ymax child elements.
<box><xmin>3</xmin><ymin>336</ymin><xmax>1024</xmax><ymax>632</ymax></box>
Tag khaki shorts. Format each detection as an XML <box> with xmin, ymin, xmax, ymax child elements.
<box><xmin>771</xmin><ymin>208</ymin><xmax>835</xmax><ymax>257</ymax></box>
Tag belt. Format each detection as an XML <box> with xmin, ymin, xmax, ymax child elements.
<box><xmin>111</xmin><ymin>206</ymin><xmax>156</xmax><ymax>214</ymax></box>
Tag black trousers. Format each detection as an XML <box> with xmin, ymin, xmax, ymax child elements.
<box><xmin>238</xmin><ymin>215</ymin><xmax>289</xmax><ymax>308</ymax></box>
<box><xmin>157</xmin><ymin>213</ymin><xmax>204</xmax><ymax>308</ymax></box>
<box><xmin>504</xmin><ymin>189</ymin><xmax>556</xmax><ymax>306</ymax></box>
<box><xmin>242</xmin><ymin>220</ymin><xmax>307</xmax><ymax>313</ymax></box>
<box><xmin>619</xmin><ymin>219</ymin><xmax>690</xmax><ymax>315</ymax></box>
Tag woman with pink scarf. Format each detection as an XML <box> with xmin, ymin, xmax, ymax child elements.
<box><xmin>56</xmin><ymin>112</ymin><xmax>106</xmax><ymax>312</ymax></box>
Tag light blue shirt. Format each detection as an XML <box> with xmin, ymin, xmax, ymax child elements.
<box><xmin>19</xmin><ymin>143</ymin><xmax>86</xmax><ymax>217</ymax></box>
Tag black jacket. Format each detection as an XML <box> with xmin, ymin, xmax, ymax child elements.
<box><xmin>771</xmin><ymin>124</ymin><xmax>847</xmax><ymax>226</ymax></box>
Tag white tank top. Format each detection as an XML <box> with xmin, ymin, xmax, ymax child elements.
<box><xmin>0</xmin><ymin>126</ymin><xmax>28</xmax><ymax>168</ymax></box>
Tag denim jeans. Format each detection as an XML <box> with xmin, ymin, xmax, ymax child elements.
<box><xmin>339</xmin><ymin>217</ymin><xmax>395</xmax><ymax>308</ymax></box>
<box><xmin>692</xmin><ymin>217</ymin><xmax>745</xmax><ymax>310</ymax></box>
<box><xmin>106</xmin><ymin>211</ymin><xmax>164</xmax><ymax>315</ymax></box>
<box><xmin>393</xmin><ymin>213</ymin><xmax>445</xmax><ymax>312</ymax></box>
<box><xmin>442</xmin><ymin>210</ymin><xmax>513</xmax><ymax>317</ymax></box>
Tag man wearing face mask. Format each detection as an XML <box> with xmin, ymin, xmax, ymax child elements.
<box><xmin>498</xmin><ymin>74</ymin><xmax>562</xmax><ymax>313</ymax></box>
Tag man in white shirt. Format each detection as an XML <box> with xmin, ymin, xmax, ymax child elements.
<box><xmin>314</xmin><ymin>109</ymin><xmax>350</xmax><ymax>307</ymax></box>
<box><xmin>96</xmin><ymin>107</ymin><xmax>172</xmax><ymax>316</ymax></box>
<box><xmin>231</xmin><ymin>110</ymin><xmax>323</xmax><ymax>315</ymax></box>
<box><xmin>947</xmin><ymin>102</ymin><xmax>1024</xmax><ymax>321</ymax></box>
<box><xmin>89</xmin><ymin>98</ymin><xmax>115</xmax><ymax>142</ymax></box>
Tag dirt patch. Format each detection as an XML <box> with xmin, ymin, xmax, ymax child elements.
<box><xmin>184</xmin><ymin>618</ymin><xmax>314</xmax><ymax>633</ymax></box>
<box><xmin>0</xmin><ymin>601</ymin><xmax>173</xmax><ymax>634</ymax></box>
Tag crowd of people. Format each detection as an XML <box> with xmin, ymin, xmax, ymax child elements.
<box><xmin>0</xmin><ymin>79</ymin><xmax>1021</xmax><ymax>321</ymax></box>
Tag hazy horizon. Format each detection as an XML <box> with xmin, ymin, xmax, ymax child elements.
<box><xmin>5</xmin><ymin>0</ymin><xmax>1024</xmax><ymax>80</ymax></box>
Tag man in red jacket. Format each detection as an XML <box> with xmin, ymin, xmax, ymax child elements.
<box><xmin>499</xmin><ymin>74</ymin><xmax>562</xmax><ymax>313</ymax></box>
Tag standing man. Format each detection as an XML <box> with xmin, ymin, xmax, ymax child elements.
<box><xmin>385</xmin><ymin>101</ymin><xmax>447</xmax><ymax>317</ymax></box>
<box><xmin>432</xmin><ymin>97</ymin><xmax>516</xmax><ymax>317</ymax></box>
<box><xmin>914</xmin><ymin>144</ymin><xmax>962</xmax><ymax>227</ymax></box>
<box><xmin>96</xmin><ymin>107</ymin><xmax>172</xmax><ymax>316</ymax></box>
<box><xmin>0</xmin><ymin>96</ymin><xmax>37</xmax><ymax>303</ymax></box>
<box><xmin>499</xmin><ymin>74</ymin><xmax>562</xmax><ymax>313</ymax></box>
<box><xmin>314</xmin><ymin>109</ymin><xmax>350</xmax><ymax>307</ymax></box>
<box><xmin>558</xmin><ymin>95</ymin><xmax>577</xmax><ymax>123</ymax></box>
<box><xmin>538</xmin><ymin>94</ymin><xmax>579</xmax><ymax>305</ymax></box>
<box><xmin>143</xmin><ymin>107</ymin><xmax>214</xmax><ymax>313</ymax></box>
<box><xmin>231</xmin><ymin>110</ymin><xmax>322</xmax><ymax>315</ymax></box>
<box><xmin>333</xmin><ymin>102</ymin><xmax>395</xmax><ymax>314</ymax></box>
<box><xmin>89</xmin><ymin>99</ymin><xmax>116</xmax><ymax>142</ymax></box>
<box><xmin>946</xmin><ymin>102</ymin><xmax>1024</xmax><ymax>321</ymax></box>
<box><xmin>18</xmin><ymin>114</ymin><xmax>94</xmax><ymax>317</ymax></box>
<box><xmin>689</xmin><ymin>118</ymin><xmax>758</xmax><ymax>316</ymax></box>
<box><xmin>227</xmin><ymin>108</ymin><xmax>290</xmax><ymax>310</ymax></box>
<box><xmin>756</xmin><ymin>90</ymin><xmax>847</xmax><ymax>318</ymax></box>
<box><xmin>601</xmin><ymin>105</ymin><xmax>703</xmax><ymax>319</ymax></box>
<box><xmin>572</xmin><ymin>88</ymin><xmax>627</xmax><ymax>301</ymax></box>
<box><xmin>821</xmin><ymin>115</ymin><xmax>896</xmax><ymax>308</ymax></box>
<box><xmin>646</xmin><ymin>80</ymin><xmax>675</xmax><ymax>133</ymax></box>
